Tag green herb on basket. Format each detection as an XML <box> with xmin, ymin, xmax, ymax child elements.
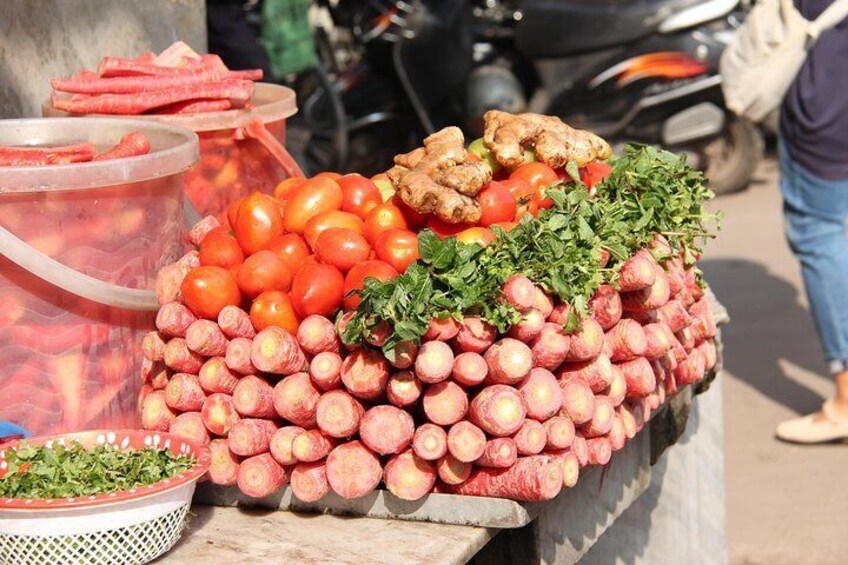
<box><xmin>0</xmin><ymin>441</ymin><xmax>194</xmax><ymax>499</ymax></box>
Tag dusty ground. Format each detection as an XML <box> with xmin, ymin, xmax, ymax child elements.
<box><xmin>702</xmin><ymin>158</ymin><xmax>848</xmax><ymax>565</ymax></box>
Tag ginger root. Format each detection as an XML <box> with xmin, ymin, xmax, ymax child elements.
<box><xmin>388</xmin><ymin>127</ymin><xmax>490</xmax><ymax>224</ymax></box>
<box><xmin>484</xmin><ymin>111</ymin><xmax>612</xmax><ymax>170</ymax></box>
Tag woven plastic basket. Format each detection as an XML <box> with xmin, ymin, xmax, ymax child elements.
<box><xmin>0</xmin><ymin>430</ymin><xmax>210</xmax><ymax>565</ymax></box>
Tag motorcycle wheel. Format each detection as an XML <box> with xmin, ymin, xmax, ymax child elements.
<box><xmin>698</xmin><ymin>118</ymin><xmax>764</xmax><ymax>196</ymax></box>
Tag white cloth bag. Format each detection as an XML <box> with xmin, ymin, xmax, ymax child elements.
<box><xmin>720</xmin><ymin>0</ymin><xmax>848</xmax><ymax>122</ymax></box>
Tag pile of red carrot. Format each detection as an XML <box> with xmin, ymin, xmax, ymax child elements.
<box><xmin>140</xmin><ymin>216</ymin><xmax>717</xmax><ymax>503</ymax></box>
<box><xmin>50</xmin><ymin>41</ymin><xmax>262</xmax><ymax>116</ymax></box>
<box><xmin>0</xmin><ymin>132</ymin><xmax>150</xmax><ymax>167</ymax></box>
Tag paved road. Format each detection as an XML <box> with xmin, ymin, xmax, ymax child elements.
<box><xmin>702</xmin><ymin>159</ymin><xmax>848</xmax><ymax>565</ymax></box>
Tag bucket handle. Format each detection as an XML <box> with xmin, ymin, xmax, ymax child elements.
<box><xmin>0</xmin><ymin>224</ymin><xmax>160</xmax><ymax>311</ymax></box>
<box><xmin>237</xmin><ymin>118</ymin><xmax>306</xmax><ymax>179</ymax></box>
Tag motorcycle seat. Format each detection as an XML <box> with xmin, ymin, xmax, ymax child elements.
<box><xmin>516</xmin><ymin>0</ymin><xmax>705</xmax><ymax>58</ymax></box>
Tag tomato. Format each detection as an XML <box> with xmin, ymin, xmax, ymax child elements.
<box><xmin>500</xmin><ymin>178</ymin><xmax>539</xmax><ymax>220</ymax></box>
<box><xmin>290</xmin><ymin>262</ymin><xmax>345</xmax><ymax>317</ymax></box>
<box><xmin>362</xmin><ymin>203</ymin><xmax>408</xmax><ymax>245</ymax></box>
<box><xmin>510</xmin><ymin>162</ymin><xmax>559</xmax><ymax>210</ymax></box>
<box><xmin>579</xmin><ymin>161</ymin><xmax>613</xmax><ymax>192</ymax></box>
<box><xmin>426</xmin><ymin>216</ymin><xmax>473</xmax><ymax>239</ymax></box>
<box><xmin>265</xmin><ymin>233</ymin><xmax>310</xmax><ymax>274</ymax></box>
<box><xmin>338</xmin><ymin>174</ymin><xmax>383</xmax><ymax>219</ymax></box>
<box><xmin>391</xmin><ymin>195</ymin><xmax>429</xmax><ymax>229</ymax></box>
<box><xmin>303</xmin><ymin>210</ymin><xmax>364</xmax><ymax>251</ymax></box>
<box><xmin>371</xmin><ymin>172</ymin><xmax>396</xmax><ymax>201</ymax></box>
<box><xmin>236</xmin><ymin>250</ymin><xmax>293</xmax><ymax>298</ymax></box>
<box><xmin>282</xmin><ymin>176</ymin><xmax>344</xmax><ymax>234</ymax></box>
<box><xmin>227</xmin><ymin>197</ymin><xmax>245</xmax><ymax>229</ymax></box>
<box><xmin>233</xmin><ymin>193</ymin><xmax>284</xmax><ymax>255</ymax></box>
<box><xmin>250</xmin><ymin>290</ymin><xmax>299</xmax><ymax>333</ymax></box>
<box><xmin>374</xmin><ymin>229</ymin><xmax>420</xmax><ymax>273</ymax></box>
<box><xmin>199</xmin><ymin>227</ymin><xmax>245</xmax><ymax>269</ymax></box>
<box><xmin>181</xmin><ymin>266</ymin><xmax>241</xmax><ymax>320</ymax></box>
<box><xmin>315</xmin><ymin>228</ymin><xmax>371</xmax><ymax>273</ymax></box>
<box><xmin>491</xmin><ymin>221</ymin><xmax>519</xmax><ymax>232</ymax></box>
<box><xmin>477</xmin><ymin>181</ymin><xmax>517</xmax><ymax>227</ymax></box>
<box><xmin>456</xmin><ymin>227</ymin><xmax>496</xmax><ymax>247</ymax></box>
<box><xmin>273</xmin><ymin>177</ymin><xmax>307</xmax><ymax>201</ymax></box>
<box><xmin>314</xmin><ymin>171</ymin><xmax>343</xmax><ymax>181</ymax></box>
<box><xmin>466</xmin><ymin>138</ymin><xmax>501</xmax><ymax>174</ymax></box>
<box><xmin>343</xmin><ymin>260</ymin><xmax>398</xmax><ymax>310</ymax></box>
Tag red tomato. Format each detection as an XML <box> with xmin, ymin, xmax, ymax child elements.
<box><xmin>343</xmin><ymin>260</ymin><xmax>398</xmax><ymax>310</ymax></box>
<box><xmin>282</xmin><ymin>176</ymin><xmax>344</xmax><ymax>234</ymax></box>
<box><xmin>500</xmin><ymin>178</ymin><xmax>539</xmax><ymax>220</ymax></box>
<box><xmin>265</xmin><ymin>233</ymin><xmax>311</xmax><ymax>274</ymax></box>
<box><xmin>362</xmin><ymin>203</ymin><xmax>408</xmax><ymax>245</ymax></box>
<box><xmin>250</xmin><ymin>290</ymin><xmax>299</xmax><ymax>333</ymax></box>
<box><xmin>199</xmin><ymin>227</ymin><xmax>245</xmax><ymax>269</ymax></box>
<box><xmin>181</xmin><ymin>266</ymin><xmax>241</xmax><ymax>320</ymax></box>
<box><xmin>273</xmin><ymin>177</ymin><xmax>307</xmax><ymax>201</ymax></box>
<box><xmin>580</xmin><ymin>162</ymin><xmax>613</xmax><ymax>191</ymax></box>
<box><xmin>391</xmin><ymin>195</ymin><xmax>430</xmax><ymax>230</ymax></box>
<box><xmin>314</xmin><ymin>171</ymin><xmax>343</xmax><ymax>180</ymax></box>
<box><xmin>338</xmin><ymin>174</ymin><xmax>383</xmax><ymax>219</ymax></box>
<box><xmin>491</xmin><ymin>221</ymin><xmax>519</xmax><ymax>233</ymax></box>
<box><xmin>426</xmin><ymin>216</ymin><xmax>473</xmax><ymax>239</ymax></box>
<box><xmin>236</xmin><ymin>250</ymin><xmax>293</xmax><ymax>298</ymax></box>
<box><xmin>477</xmin><ymin>181</ymin><xmax>517</xmax><ymax>227</ymax></box>
<box><xmin>290</xmin><ymin>263</ymin><xmax>345</xmax><ymax>317</ymax></box>
<box><xmin>456</xmin><ymin>227</ymin><xmax>497</xmax><ymax>247</ymax></box>
<box><xmin>374</xmin><ymin>229</ymin><xmax>420</xmax><ymax>273</ymax></box>
<box><xmin>510</xmin><ymin>162</ymin><xmax>559</xmax><ymax>209</ymax></box>
<box><xmin>226</xmin><ymin>197</ymin><xmax>245</xmax><ymax>229</ymax></box>
<box><xmin>303</xmin><ymin>210</ymin><xmax>364</xmax><ymax>251</ymax></box>
<box><xmin>233</xmin><ymin>193</ymin><xmax>284</xmax><ymax>255</ymax></box>
<box><xmin>315</xmin><ymin>228</ymin><xmax>371</xmax><ymax>273</ymax></box>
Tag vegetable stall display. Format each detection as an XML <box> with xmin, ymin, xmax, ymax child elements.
<box><xmin>140</xmin><ymin>111</ymin><xmax>719</xmax><ymax>503</ymax></box>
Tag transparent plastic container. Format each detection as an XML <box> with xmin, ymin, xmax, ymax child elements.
<box><xmin>45</xmin><ymin>83</ymin><xmax>301</xmax><ymax>220</ymax></box>
<box><xmin>0</xmin><ymin>118</ymin><xmax>198</xmax><ymax>437</ymax></box>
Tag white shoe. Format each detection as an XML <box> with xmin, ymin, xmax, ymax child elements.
<box><xmin>775</xmin><ymin>400</ymin><xmax>848</xmax><ymax>444</ymax></box>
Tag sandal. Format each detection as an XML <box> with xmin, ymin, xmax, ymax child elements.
<box><xmin>775</xmin><ymin>400</ymin><xmax>848</xmax><ymax>444</ymax></box>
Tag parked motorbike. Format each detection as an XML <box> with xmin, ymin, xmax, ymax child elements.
<box><xmin>303</xmin><ymin>0</ymin><xmax>762</xmax><ymax>194</ymax></box>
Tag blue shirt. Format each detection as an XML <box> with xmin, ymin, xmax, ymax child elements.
<box><xmin>781</xmin><ymin>0</ymin><xmax>848</xmax><ymax>179</ymax></box>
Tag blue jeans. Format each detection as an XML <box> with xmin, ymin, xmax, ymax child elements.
<box><xmin>780</xmin><ymin>143</ymin><xmax>848</xmax><ymax>374</ymax></box>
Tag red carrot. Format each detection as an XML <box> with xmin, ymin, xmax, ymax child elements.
<box><xmin>484</xmin><ymin>338</ymin><xmax>534</xmax><ymax>384</ymax></box>
<box><xmin>158</xmin><ymin>99</ymin><xmax>233</xmax><ymax>114</ymax></box>
<box><xmin>530</xmin><ymin>322</ymin><xmax>571</xmax><ymax>371</ymax></box>
<box><xmin>689</xmin><ymin>298</ymin><xmax>717</xmax><ymax>338</ymax></box>
<box><xmin>97</xmin><ymin>56</ymin><xmax>198</xmax><ymax>77</ymax></box>
<box><xmin>415</xmin><ymin>341</ymin><xmax>455</xmax><ymax>384</ymax></box>
<box><xmin>451</xmin><ymin>352</ymin><xmax>489</xmax><ymax>387</ymax></box>
<box><xmin>273</xmin><ymin>372</ymin><xmax>321</xmax><ymax>428</ymax></box>
<box><xmin>340</xmin><ymin>348</ymin><xmax>390</xmax><ymax>401</ymax></box>
<box><xmin>292</xmin><ymin>429</ymin><xmax>336</xmax><ymax>462</ymax></box>
<box><xmin>558</xmin><ymin>355</ymin><xmax>613</xmax><ymax>394</ymax></box>
<box><xmin>533</xmin><ymin>288</ymin><xmax>555</xmax><ymax>318</ymax></box>
<box><xmin>290</xmin><ymin>462</ymin><xmax>330</xmax><ymax>503</ymax></box>
<box><xmin>326</xmin><ymin>441</ymin><xmax>383</xmax><ymax>499</ymax></box>
<box><xmin>309</xmin><ymin>351</ymin><xmax>343</xmax><ymax>391</ymax></box>
<box><xmin>548</xmin><ymin>303</ymin><xmax>573</xmax><ymax>325</ymax></box>
<box><xmin>618</xmin><ymin>254</ymin><xmax>656</xmax><ymax>292</ymax></box>
<box><xmin>92</xmin><ymin>132</ymin><xmax>150</xmax><ymax>161</ymax></box>
<box><xmin>590</xmin><ymin>284</ymin><xmax>623</xmax><ymax>330</ymax></box>
<box><xmin>621</xmin><ymin>272</ymin><xmax>671</xmax><ymax>313</ymax></box>
<box><xmin>580</xmin><ymin>395</ymin><xmax>614</xmax><ymax>438</ymax></box>
<box><xmin>386</xmin><ymin>370</ymin><xmax>423</xmax><ymax>407</ymax></box>
<box><xmin>676</xmin><ymin>325</ymin><xmax>696</xmax><ymax>352</ymax></box>
<box><xmin>233</xmin><ymin>375</ymin><xmax>277</xmax><ymax>418</ymax></box>
<box><xmin>423</xmin><ymin>316</ymin><xmax>461</xmax><ymax>341</ymax></box>
<box><xmin>544</xmin><ymin>416</ymin><xmax>575</xmax><ymax>450</ymax></box>
<box><xmin>155</xmin><ymin>262</ymin><xmax>192</xmax><ymax>305</ymax></box>
<box><xmin>558</xmin><ymin>377</ymin><xmax>596</xmax><ymax>425</ymax></box>
<box><xmin>225</xmin><ymin>337</ymin><xmax>257</xmax><ymax>375</ymax></box>
<box><xmin>571</xmin><ymin>434</ymin><xmax>589</xmax><ymax>467</ymax></box>
<box><xmin>663</xmin><ymin>255</ymin><xmax>686</xmax><ymax>296</ymax></box>
<box><xmin>53</xmin><ymin>69</ymin><xmax>261</xmax><ymax>94</ymax></box>
<box><xmin>477</xmin><ymin>438</ymin><xmax>518</xmax><ymax>468</ymax></box>
<box><xmin>422</xmin><ymin>381</ymin><xmax>469</xmax><ymax>426</ymax></box>
<box><xmin>513</xmin><ymin>419</ymin><xmax>547</xmax><ymax>455</ymax></box>
<box><xmin>201</xmin><ymin>393</ymin><xmax>240</xmax><ymax>436</ymax></box>
<box><xmin>698</xmin><ymin>338</ymin><xmax>718</xmax><ymax>371</ymax></box>
<box><xmin>617</xmin><ymin>405</ymin><xmax>637</xmax><ymax>439</ymax></box>
<box><xmin>359</xmin><ymin>405</ymin><xmax>415</xmax><ymax>455</ymax></box>
<box><xmin>446</xmin><ymin>421</ymin><xmax>487</xmax><ymax>463</ymax></box>
<box><xmin>384</xmin><ymin>450</ymin><xmax>437</xmax><ymax>501</ymax></box>
<box><xmin>508</xmin><ymin>308</ymin><xmax>546</xmax><ymax>342</ymax></box>
<box><xmin>443</xmin><ymin>456</ymin><xmax>563</xmax><ymax>502</ymax></box>
<box><xmin>251</xmin><ymin>327</ymin><xmax>307</xmax><ymax>375</ymax></box>
<box><xmin>619</xmin><ymin>357</ymin><xmax>656</xmax><ymax>398</ymax></box>
<box><xmin>656</xmin><ymin>299</ymin><xmax>692</xmax><ymax>333</ymax></box>
<box><xmin>412</xmin><ymin>424</ymin><xmax>448</xmax><ymax>461</ymax></box>
<box><xmin>606</xmin><ymin>365</ymin><xmax>627</xmax><ymax>406</ymax></box>
<box><xmin>364</xmin><ymin>321</ymin><xmax>391</xmax><ymax>348</ymax></box>
<box><xmin>383</xmin><ymin>341</ymin><xmax>416</xmax><ymax>371</ymax></box>
<box><xmin>549</xmin><ymin>450</ymin><xmax>580</xmax><ymax>488</ymax></box>
<box><xmin>297</xmin><ymin>315</ymin><xmax>340</xmax><ymax>355</ymax></box>
<box><xmin>565</xmin><ymin>317</ymin><xmax>604</xmax><ymax>362</ymax></box>
<box><xmin>163</xmin><ymin>338</ymin><xmax>203</xmax><ymax>373</ymax></box>
<box><xmin>454</xmin><ymin>317</ymin><xmax>497</xmax><ymax>353</ymax></box>
<box><xmin>436</xmin><ymin>454</ymin><xmax>472</xmax><ymax>485</ymax></box>
<box><xmin>228</xmin><ymin>418</ymin><xmax>278</xmax><ymax>457</ymax></box>
<box><xmin>169</xmin><ymin>412</ymin><xmax>210</xmax><ymax>445</ymax></box>
<box><xmin>606</xmin><ymin>319</ymin><xmax>647</xmax><ymax>362</ymax></box>
<box><xmin>188</xmin><ymin>215</ymin><xmax>221</xmax><ymax>248</ymax></box>
<box><xmin>156</xmin><ymin>302</ymin><xmax>197</xmax><ymax>338</ymax></box>
<box><xmin>503</xmin><ymin>275</ymin><xmax>537</xmax><ymax>311</ymax></box>
<box><xmin>198</xmin><ymin>357</ymin><xmax>238</xmax><ymax>394</ymax></box>
<box><xmin>237</xmin><ymin>453</ymin><xmax>288</xmax><ymax>498</ymax></box>
<box><xmin>185</xmin><ymin>319</ymin><xmax>229</xmax><ymax>356</ymax></box>
<box><xmin>517</xmin><ymin>368</ymin><xmax>562</xmax><ymax>421</ymax></box>
<box><xmin>643</xmin><ymin>323</ymin><xmax>675</xmax><ymax>359</ymax></box>
<box><xmin>674</xmin><ymin>349</ymin><xmax>707</xmax><ymax>386</ymax></box>
<box><xmin>316</xmin><ymin>390</ymin><xmax>364</xmax><ymax>438</ymax></box>
<box><xmin>217</xmin><ymin>305</ymin><xmax>256</xmax><ymax>339</ymax></box>
<box><xmin>164</xmin><ymin>373</ymin><xmax>205</xmax><ymax>412</ymax></box>
<box><xmin>270</xmin><ymin>426</ymin><xmax>306</xmax><ymax>466</ymax></box>
<box><xmin>586</xmin><ymin>437</ymin><xmax>612</xmax><ymax>466</ymax></box>
<box><xmin>141</xmin><ymin>331</ymin><xmax>167</xmax><ymax>362</ymax></box>
<box><xmin>468</xmin><ymin>385</ymin><xmax>527</xmax><ymax>437</ymax></box>
<box><xmin>208</xmin><ymin>438</ymin><xmax>241</xmax><ymax>486</ymax></box>
<box><xmin>141</xmin><ymin>390</ymin><xmax>176</xmax><ymax>432</ymax></box>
